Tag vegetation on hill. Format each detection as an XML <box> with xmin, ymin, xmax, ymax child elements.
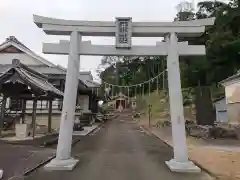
<box><xmin>98</xmin><ymin>0</ymin><xmax>240</xmax><ymax>123</ymax></box>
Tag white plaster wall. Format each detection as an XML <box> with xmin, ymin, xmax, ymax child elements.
<box><xmin>0</xmin><ymin>53</ymin><xmax>43</xmax><ymax>65</ymax></box>
<box><xmin>78</xmin><ymin>95</ymin><xmax>89</xmax><ymax>111</ymax></box>
<box><xmin>26</xmin><ymin>100</ymin><xmax>48</xmax><ymax>109</ymax></box>
<box><xmin>223</xmin><ymin>81</ymin><xmax>240</xmax><ymax>124</ymax></box>
<box><xmin>26</xmin><ymin>100</ymin><xmax>60</xmax><ymax>109</ymax></box>
<box><xmin>214</xmin><ymin>98</ymin><xmax>227</xmax><ymax>111</ymax></box>
<box><xmin>225</xmin><ymin>82</ymin><xmax>240</xmax><ymax>104</ymax></box>
<box><xmin>214</xmin><ymin>98</ymin><xmax>228</xmax><ymax>123</ymax></box>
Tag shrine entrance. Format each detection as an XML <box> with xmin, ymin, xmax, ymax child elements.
<box><xmin>108</xmin><ymin>92</ymin><xmax>129</xmax><ymax>111</ymax></box>
<box><xmin>33</xmin><ymin>15</ymin><xmax>215</xmax><ymax>172</ymax></box>
<box><xmin>116</xmin><ymin>100</ymin><xmax>125</xmax><ymax>109</ymax></box>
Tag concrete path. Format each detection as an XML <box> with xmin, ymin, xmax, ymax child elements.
<box><xmin>72</xmin><ymin>124</ymin><xmax>100</xmax><ymax>136</ymax></box>
<box><xmin>25</xmin><ymin>119</ymin><xmax>211</xmax><ymax>180</ymax></box>
<box><xmin>0</xmin><ymin>143</ymin><xmax>55</xmax><ymax>180</ymax></box>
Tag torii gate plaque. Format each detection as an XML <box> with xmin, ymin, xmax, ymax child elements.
<box><xmin>34</xmin><ymin>15</ymin><xmax>215</xmax><ymax>172</ymax></box>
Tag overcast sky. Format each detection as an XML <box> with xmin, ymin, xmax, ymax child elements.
<box><xmin>0</xmin><ymin>0</ymin><xmax>200</xmax><ymax>79</ymax></box>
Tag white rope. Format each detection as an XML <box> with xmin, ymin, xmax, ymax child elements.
<box><xmin>102</xmin><ymin>69</ymin><xmax>167</xmax><ymax>88</ymax></box>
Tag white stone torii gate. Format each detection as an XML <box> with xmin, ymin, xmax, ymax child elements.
<box><xmin>33</xmin><ymin>15</ymin><xmax>215</xmax><ymax>172</ymax></box>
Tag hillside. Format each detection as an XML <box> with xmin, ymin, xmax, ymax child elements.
<box><xmin>135</xmin><ymin>89</ymin><xmax>197</xmax><ymax>126</ymax></box>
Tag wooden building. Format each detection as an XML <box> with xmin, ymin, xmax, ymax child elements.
<box><xmin>0</xmin><ymin>36</ymin><xmax>100</xmax><ymax>133</ymax></box>
<box><xmin>108</xmin><ymin>92</ymin><xmax>130</xmax><ymax>110</ymax></box>
<box><xmin>219</xmin><ymin>72</ymin><xmax>240</xmax><ymax>125</ymax></box>
<box><xmin>0</xmin><ymin>59</ymin><xmax>63</xmax><ymax>137</ymax></box>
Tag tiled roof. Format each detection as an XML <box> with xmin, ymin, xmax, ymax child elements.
<box><xmin>0</xmin><ymin>64</ymin><xmax>100</xmax><ymax>89</ymax></box>
<box><xmin>2</xmin><ymin>36</ymin><xmax>29</xmax><ymax>49</ymax></box>
<box><xmin>0</xmin><ymin>36</ymin><xmax>55</xmax><ymax>67</ymax></box>
<box><xmin>0</xmin><ymin>36</ymin><xmax>99</xmax><ymax>88</ymax></box>
<box><xmin>29</xmin><ymin>66</ymin><xmax>66</xmax><ymax>75</ymax></box>
<box><xmin>219</xmin><ymin>72</ymin><xmax>240</xmax><ymax>85</ymax></box>
<box><xmin>0</xmin><ymin>59</ymin><xmax>63</xmax><ymax>97</ymax></box>
<box><xmin>0</xmin><ymin>65</ymin><xmax>65</xmax><ymax>75</ymax></box>
<box><xmin>84</xmin><ymin>80</ymin><xmax>100</xmax><ymax>88</ymax></box>
<box><xmin>213</xmin><ymin>96</ymin><xmax>225</xmax><ymax>103</ymax></box>
<box><xmin>57</xmin><ymin>65</ymin><xmax>99</xmax><ymax>88</ymax></box>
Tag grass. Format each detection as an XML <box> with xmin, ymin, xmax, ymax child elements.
<box><xmin>135</xmin><ymin>84</ymin><xmax>224</xmax><ymax>126</ymax></box>
<box><xmin>136</xmin><ymin>89</ymin><xmax>196</xmax><ymax>126</ymax></box>
<box><xmin>136</xmin><ymin>90</ymin><xmax>169</xmax><ymax>125</ymax></box>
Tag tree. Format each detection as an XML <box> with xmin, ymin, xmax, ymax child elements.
<box><xmin>98</xmin><ymin>55</ymin><xmax>166</xmax><ymax>97</ymax></box>
<box><xmin>174</xmin><ymin>0</ymin><xmax>230</xmax><ymax>125</ymax></box>
<box><xmin>98</xmin><ymin>0</ymin><xmax>240</xmax><ymax>101</ymax></box>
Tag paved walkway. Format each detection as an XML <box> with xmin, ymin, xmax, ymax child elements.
<box><xmin>26</xmin><ymin>118</ymin><xmax>211</xmax><ymax>180</ymax></box>
<box><xmin>0</xmin><ymin>143</ymin><xmax>55</xmax><ymax>180</ymax></box>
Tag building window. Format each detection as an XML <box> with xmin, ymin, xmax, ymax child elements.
<box><xmin>9</xmin><ymin>98</ymin><xmax>23</xmax><ymax>111</ymax></box>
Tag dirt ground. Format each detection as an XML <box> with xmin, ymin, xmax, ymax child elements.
<box><xmin>190</xmin><ymin>148</ymin><xmax>240</xmax><ymax>180</ymax></box>
<box><xmin>138</xmin><ymin>118</ymin><xmax>240</xmax><ymax>180</ymax></box>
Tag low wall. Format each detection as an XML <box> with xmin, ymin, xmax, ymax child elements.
<box><xmin>24</xmin><ymin>112</ymin><xmax>83</xmax><ymax>132</ymax></box>
<box><xmin>25</xmin><ymin>114</ymin><xmax>61</xmax><ymax>131</ymax></box>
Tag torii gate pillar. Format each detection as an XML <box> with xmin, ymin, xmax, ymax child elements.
<box><xmin>165</xmin><ymin>32</ymin><xmax>200</xmax><ymax>172</ymax></box>
<box><xmin>45</xmin><ymin>31</ymin><xmax>81</xmax><ymax>170</ymax></box>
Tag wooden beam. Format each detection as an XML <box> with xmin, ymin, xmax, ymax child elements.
<box><xmin>0</xmin><ymin>97</ymin><xmax>6</xmax><ymax>137</ymax></box>
<box><xmin>32</xmin><ymin>99</ymin><xmax>37</xmax><ymax>138</ymax></box>
<box><xmin>48</xmin><ymin>100</ymin><xmax>53</xmax><ymax>133</ymax></box>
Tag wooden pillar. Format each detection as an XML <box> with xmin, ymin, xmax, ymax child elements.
<box><xmin>48</xmin><ymin>99</ymin><xmax>53</xmax><ymax>133</ymax></box>
<box><xmin>21</xmin><ymin>100</ymin><xmax>26</xmax><ymax>124</ymax></box>
<box><xmin>58</xmin><ymin>80</ymin><xmax>64</xmax><ymax>110</ymax></box>
<box><xmin>32</xmin><ymin>99</ymin><xmax>37</xmax><ymax>138</ymax></box>
<box><xmin>88</xmin><ymin>93</ymin><xmax>92</xmax><ymax>112</ymax></box>
<box><xmin>0</xmin><ymin>96</ymin><xmax>6</xmax><ymax>137</ymax></box>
